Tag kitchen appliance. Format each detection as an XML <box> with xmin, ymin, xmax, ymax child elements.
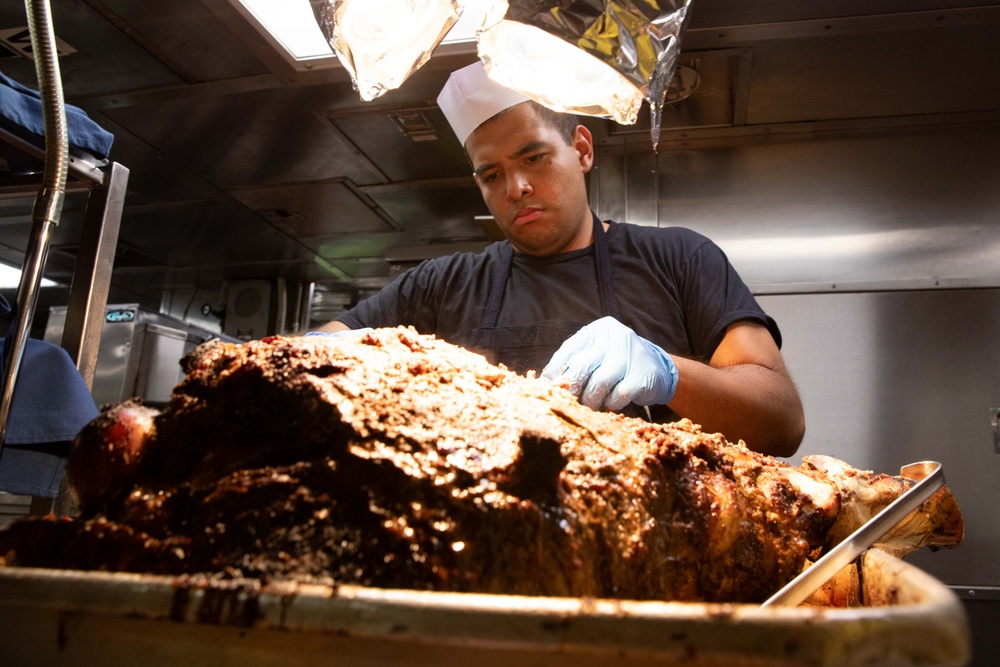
<box><xmin>43</xmin><ymin>304</ymin><xmax>234</xmax><ymax>408</ymax></box>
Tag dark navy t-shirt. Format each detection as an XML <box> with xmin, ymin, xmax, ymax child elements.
<box><xmin>338</xmin><ymin>221</ymin><xmax>778</xmax><ymax>368</ymax></box>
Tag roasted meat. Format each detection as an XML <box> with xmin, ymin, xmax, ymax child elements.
<box><xmin>0</xmin><ymin>328</ymin><xmax>964</xmax><ymax>602</ymax></box>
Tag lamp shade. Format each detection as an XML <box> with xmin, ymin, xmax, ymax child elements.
<box><xmin>313</xmin><ymin>0</ymin><xmax>464</xmax><ymax>101</ymax></box>
<box><xmin>478</xmin><ymin>0</ymin><xmax>691</xmax><ymax>148</ymax></box>
<box><xmin>313</xmin><ymin>0</ymin><xmax>692</xmax><ymax>148</ymax></box>
<box><xmin>477</xmin><ymin>19</ymin><xmax>645</xmax><ymax>126</ymax></box>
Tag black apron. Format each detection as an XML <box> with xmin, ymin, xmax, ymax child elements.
<box><xmin>469</xmin><ymin>213</ymin><xmax>675</xmax><ymax>423</ymax></box>
<box><xmin>470</xmin><ymin>211</ymin><xmax>620</xmax><ymax>375</ymax></box>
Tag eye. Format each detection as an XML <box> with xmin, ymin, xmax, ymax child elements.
<box><xmin>525</xmin><ymin>153</ymin><xmax>544</xmax><ymax>165</ymax></box>
<box><xmin>480</xmin><ymin>171</ymin><xmax>499</xmax><ymax>184</ymax></box>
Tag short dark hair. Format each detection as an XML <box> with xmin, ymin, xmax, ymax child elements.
<box><xmin>525</xmin><ymin>101</ymin><xmax>579</xmax><ymax>146</ymax></box>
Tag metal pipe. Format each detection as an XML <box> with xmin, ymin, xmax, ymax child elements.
<box><xmin>274</xmin><ymin>277</ymin><xmax>287</xmax><ymax>334</ymax></box>
<box><xmin>300</xmin><ymin>282</ymin><xmax>315</xmax><ymax>332</ymax></box>
<box><xmin>0</xmin><ymin>0</ymin><xmax>70</xmax><ymax>453</ymax></box>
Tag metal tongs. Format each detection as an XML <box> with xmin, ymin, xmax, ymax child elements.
<box><xmin>762</xmin><ymin>460</ymin><xmax>945</xmax><ymax>608</ymax></box>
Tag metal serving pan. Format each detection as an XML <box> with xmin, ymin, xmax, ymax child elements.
<box><xmin>0</xmin><ymin>548</ymin><xmax>969</xmax><ymax>667</ymax></box>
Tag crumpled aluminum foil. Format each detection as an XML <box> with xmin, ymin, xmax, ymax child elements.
<box><xmin>312</xmin><ymin>0</ymin><xmax>463</xmax><ymax>102</ymax></box>
<box><xmin>313</xmin><ymin>0</ymin><xmax>690</xmax><ymax>148</ymax></box>
<box><xmin>492</xmin><ymin>0</ymin><xmax>690</xmax><ymax>149</ymax></box>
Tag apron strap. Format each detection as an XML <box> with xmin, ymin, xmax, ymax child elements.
<box><xmin>592</xmin><ymin>211</ymin><xmax>622</xmax><ymax>321</ymax></box>
<box><xmin>480</xmin><ymin>212</ymin><xmax>621</xmax><ymax>329</ymax></box>
<box><xmin>481</xmin><ymin>243</ymin><xmax>514</xmax><ymax>329</ymax></box>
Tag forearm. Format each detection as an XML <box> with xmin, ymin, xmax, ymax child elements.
<box><xmin>668</xmin><ymin>356</ymin><xmax>805</xmax><ymax>458</ymax></box>
<box><xmin>312</xmin><ymin>320</ymin><xmax>351</xmax><ymax>333</ymax></box>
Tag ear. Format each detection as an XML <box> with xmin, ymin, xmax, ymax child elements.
<box><xmin>573</xmin><ymin>124</ymin><xmax>594</xmax><ymax>173</ymax></box>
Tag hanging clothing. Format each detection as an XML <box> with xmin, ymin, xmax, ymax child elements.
<box><xmin>0</xmin><ymin>293</ymin><xmax>97</xmax><ymax>497</ymax></box>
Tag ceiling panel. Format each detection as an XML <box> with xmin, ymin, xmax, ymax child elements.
<box><xmin>92</xmin><ymin>0</ymin><xmax>271</xmax><ymax>81</ymax></box>
<box><xmin>101</xmin><ymin>85</ymin><xmax>388</xmax><ymax>189</ymax></box>
<box><xmin>362</xmin><ymin>180</ymin><xmax>492</xmax><ymax>244</ymax></box>
<box><xmin>228</xmin><ymin>179</ymin><xmax>399</xmax><ymax>239</ymax></box>
<box><xmin>0</xmin><ymin>1</ymin><xmax>182</xmax><ymax>96</ymax></box>
<box><xmin>325</xmin><ymin>106</ymin><xmax>472</xmax><ymax>183</ymax></box>
<box><xmin>125</xmin><ymin>205</ymin><xmax>314</xmax><ymax>266</ymax></box>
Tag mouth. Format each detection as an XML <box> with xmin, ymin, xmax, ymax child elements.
<box><xmin>513</xmin><ymin>208</ymin><xmax>542</xmax><ymax>226</ymax></box>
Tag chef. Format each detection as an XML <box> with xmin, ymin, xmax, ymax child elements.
<box><xmin>316</xmin><ymin>61</ymin><xmax>804</xmax><ymax>457</ymax></box>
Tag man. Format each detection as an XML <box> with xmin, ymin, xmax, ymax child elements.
<box><xmin>316</xmin><ymin>61</ymin><xmax>804</xmax><ymax>457</ymax></box>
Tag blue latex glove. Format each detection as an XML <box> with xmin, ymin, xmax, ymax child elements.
<box><xmin>303</xmin><ymin>327</ymin><xmax>374</xmax><ymax>338</ymax></box>
<box><xmin>541</xmin><ymin>316</ymin><xmax>678</xmax><ymax>412</ymax></box>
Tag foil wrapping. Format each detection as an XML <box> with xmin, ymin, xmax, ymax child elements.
<box><xmin>488</xmin><ymin>0</ymin><xmax>691</xmax><ymax>148</ymax></box>
<box><xmin>476</xmin><ymin>20</ymin><xmax>647</xmax><ymax>127</ymax></box>
<box><xmin>313</xmin><ymin>0</ymin><xmax>691</xmax><ymax>148</ymax></box>
<box><xmin>313</xmin><ymin>0</ymin><xmax>463</xmax><ymax>102</ymax></box>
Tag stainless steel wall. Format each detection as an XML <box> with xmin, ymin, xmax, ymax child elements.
<box><xmin>759</xmin><ymin>290</ymin><xmax>1000</xmax><ymax>589</ymax></box>
<box><xmin>592</xmin><ymin>125</ymin><xmax>1000</xmax><ymax>590</ymax></box>
<box><xmin>593</xmin><ymin>126</ymin><xmax>1000</xmax><ymax>293</ymax></box>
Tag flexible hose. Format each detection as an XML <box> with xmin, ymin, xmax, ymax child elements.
<box><xmin>0</xmin><ymin>0</ymin><xmax>70</xmax><ymax>453</ymax></box>
<box><xmin>27</xmin><ymin>0</ymin><xmax>70</xmax><ymax>217</ymax></box>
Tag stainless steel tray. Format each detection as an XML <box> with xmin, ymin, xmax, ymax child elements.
<box><xmin>0</xmin><ymin>548</ymin><xmax>969</xmax><ymax>667</ymax></box>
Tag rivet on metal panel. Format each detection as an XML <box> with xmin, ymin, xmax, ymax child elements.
<box><xmin>991</xmin><ymin>408</ymin><xmax>1000</xmax><ymax>453</ymax></box>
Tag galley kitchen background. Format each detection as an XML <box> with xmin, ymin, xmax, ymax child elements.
<box><xmin>0</xmin><ymin>1</ymin><xmax>998</xmax><ymax>661</ymax></box>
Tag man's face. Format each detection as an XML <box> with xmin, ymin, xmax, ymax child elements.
<box><xmin>466</xmin><ymin>103</ymin><xmax>595</xmax><ymax>257</ymax></box>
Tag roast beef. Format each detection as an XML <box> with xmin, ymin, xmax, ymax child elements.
<box><xmin>0</xmin><ymin>328</ymin><xmax>964</xmax><ymax>603</ymax></box>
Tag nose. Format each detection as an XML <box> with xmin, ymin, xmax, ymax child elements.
<box><xmin>506</xmin><ymin>170</ymin><xmax>532</xmax><ymax>201</ymax></box>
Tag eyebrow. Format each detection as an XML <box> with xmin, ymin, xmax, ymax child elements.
<box><xmin>473</xmin><ymin>141</ymin><xmax>551</xmax><ymax>179</ymax></box>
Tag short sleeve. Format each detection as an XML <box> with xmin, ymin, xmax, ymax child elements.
<box><xmin>679</xmin><ymin>237</ymin><xmax>781</xmax><ymax>359</ymax></box>
<box><xmin>336</xmin><ymin>260</ymin><xmax>442</xmax><ymax>332</ymax></box>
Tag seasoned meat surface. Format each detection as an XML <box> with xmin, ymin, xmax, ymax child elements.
<box><xmin>0</xmin><ymin>328</ymin><xmax>963</xmax><ymax>602</ymax></box>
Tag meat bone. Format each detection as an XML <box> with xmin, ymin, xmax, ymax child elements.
<box><xmin>761</xmin><ymin>460</ymin><xmax>944</xmax><ymax>607</ymax></box>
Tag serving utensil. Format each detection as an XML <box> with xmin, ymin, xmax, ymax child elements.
<box><xmin>762</xmin><ymin>460</ymin><xmax>945</xmax><ymax>608</ymax></box>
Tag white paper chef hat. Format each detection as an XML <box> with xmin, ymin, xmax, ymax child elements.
<box><xmin>436</xmin><ymin>61</ymin><xmax>531</xmax><ymax>146</ymax></box>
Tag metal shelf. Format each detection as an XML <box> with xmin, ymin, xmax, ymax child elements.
<box><xmin>0</xmin><ymin>125</ymin><xmax>128</xmax><ymax>387</ymax></box>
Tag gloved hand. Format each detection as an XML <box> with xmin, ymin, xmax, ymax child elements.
<box><xmin>303</xmin><ymin>327</ymin><xmax>374</xmax><ymax>338</ymax></box>
<box><xmin>541</xmin><ymin>316</ymin><xmax>678</xmax><ymax>412</ymax></box>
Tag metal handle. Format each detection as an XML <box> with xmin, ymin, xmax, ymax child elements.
<box><xmin>761</xmin><ymin>460</ymin><xmax>945</xmax><ymax>608</ymax></box>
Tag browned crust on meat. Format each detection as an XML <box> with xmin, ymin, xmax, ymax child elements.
<box><xmin>0</xmin><ymin>328</ymin><xmax>962</xmax><ymax>602</ymax></box>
